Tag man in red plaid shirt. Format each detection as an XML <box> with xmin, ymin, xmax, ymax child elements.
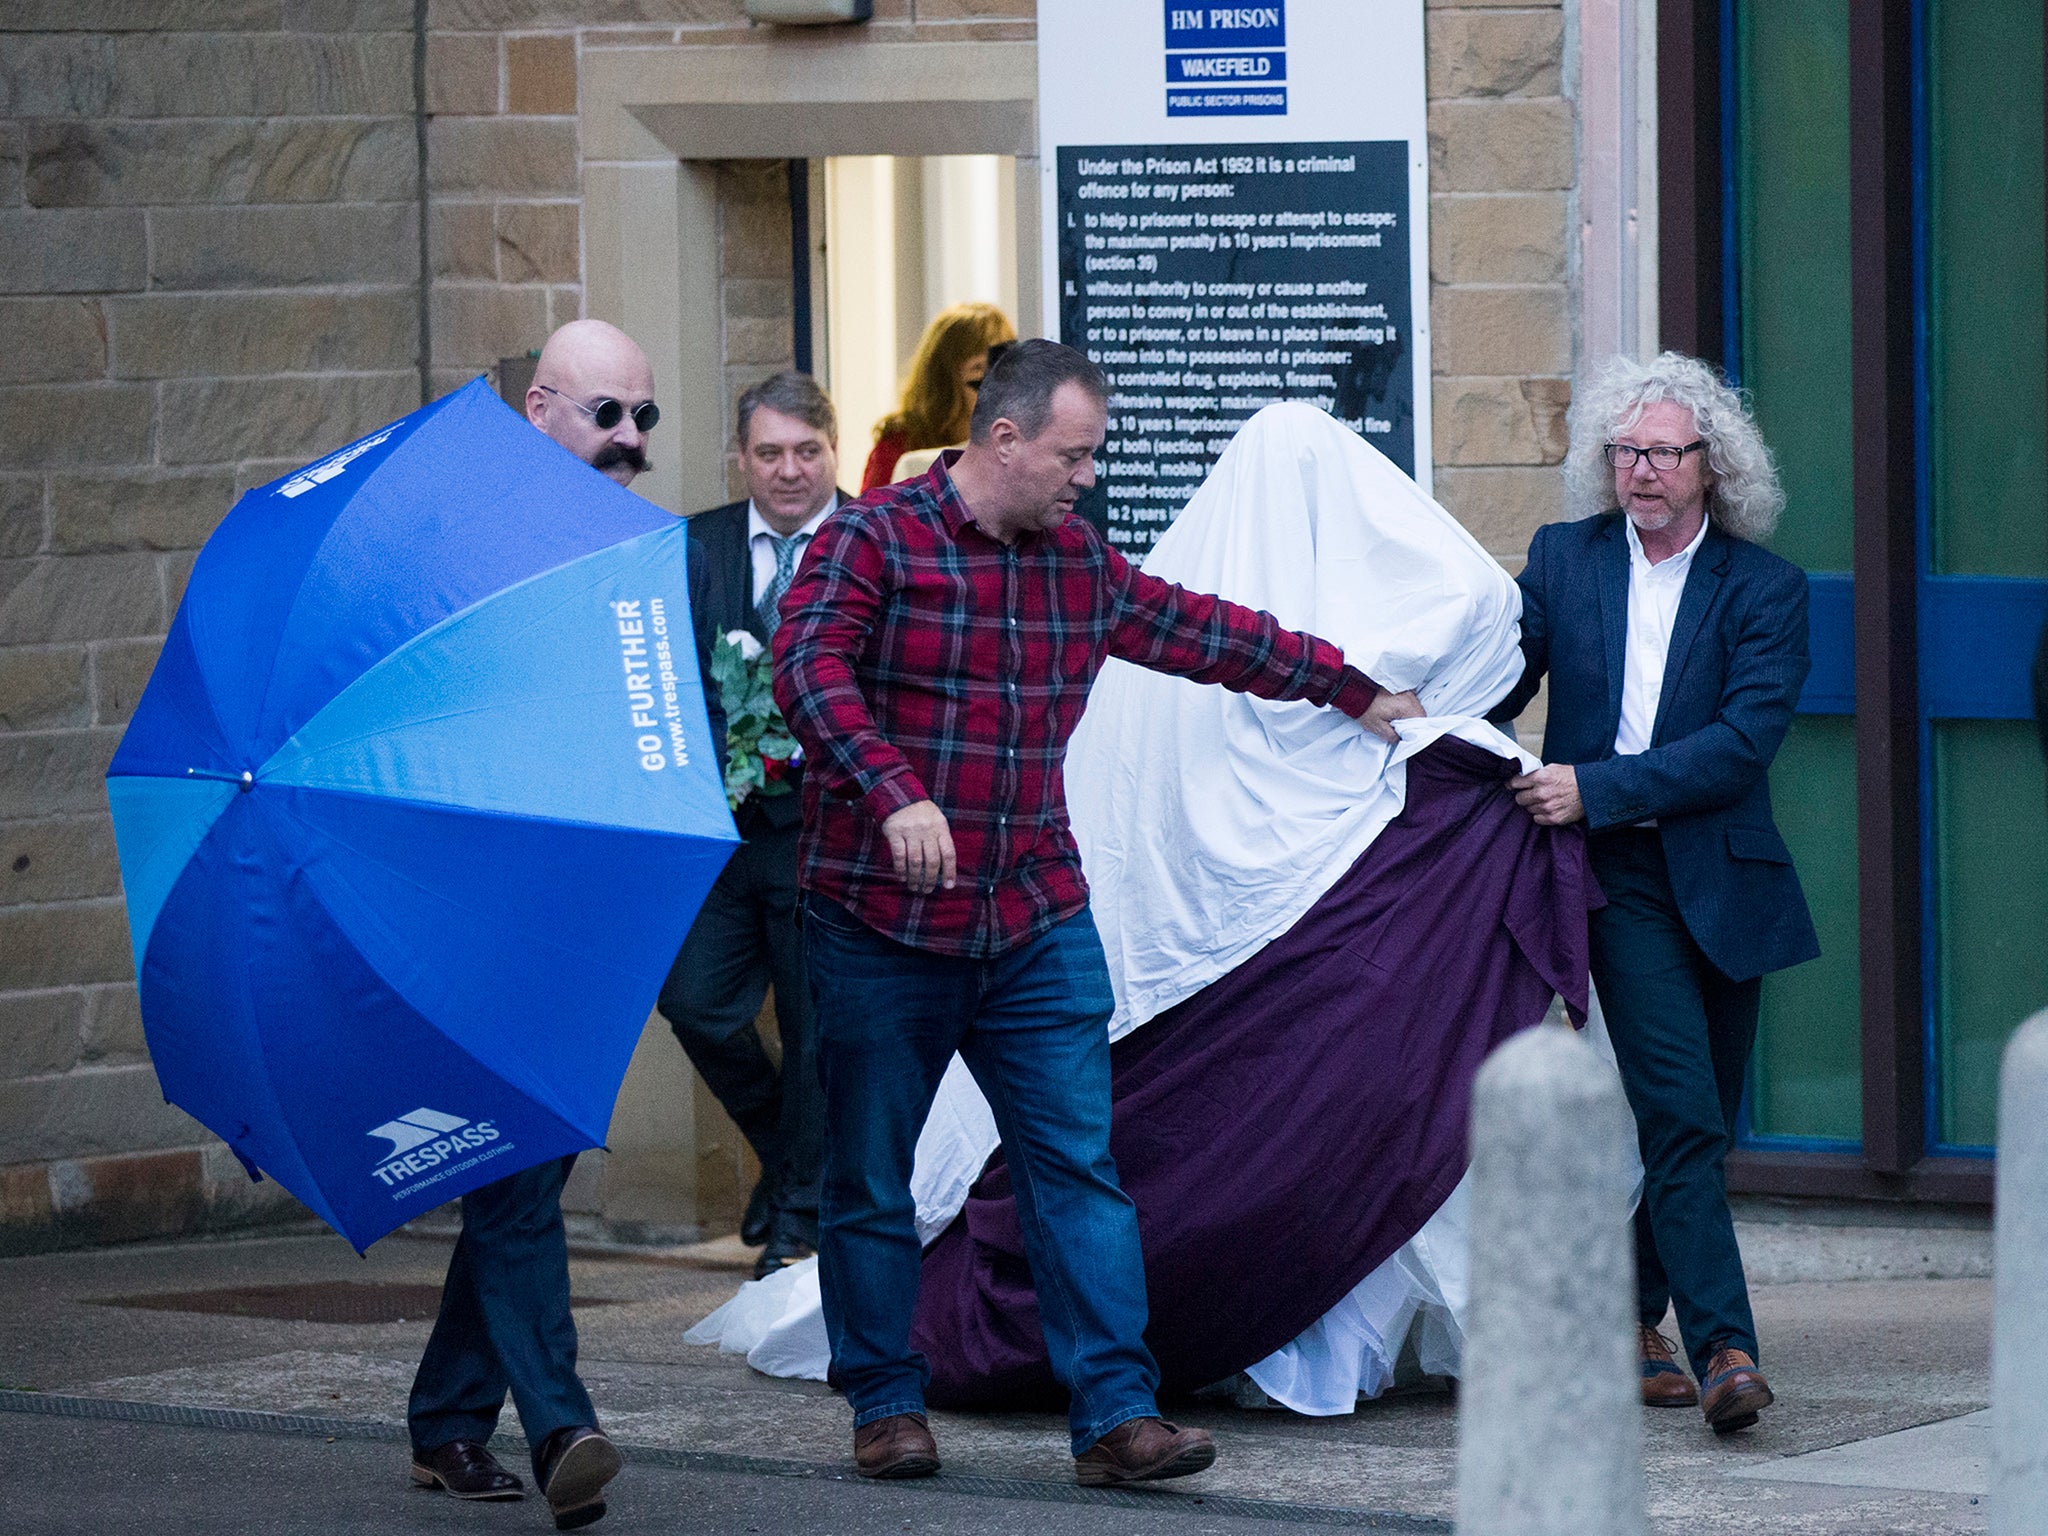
<box><xmin>772</xmin><ymin>341</ymin><xmax>1420</xmax><ymax>1486</ymax></box>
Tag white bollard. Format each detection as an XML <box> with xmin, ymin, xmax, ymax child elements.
<box><xmin>1993</xmin><ymin>1009</ymin><xmax>2048</xmax><ymax>1536</ymax></box>
<box><xmin>1456</xmin><ymin>1017</ymin><xmax>1645</xmax><ymax>1536</ymax></box>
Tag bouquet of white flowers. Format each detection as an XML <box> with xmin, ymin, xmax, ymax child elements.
<box><xmin>710</xmin><ymin>629</ymin><xmax>802</xmax><ymax>811</ymax></box>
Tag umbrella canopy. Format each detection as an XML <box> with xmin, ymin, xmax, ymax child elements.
<box><xmin>105</xmin><ymin>379</ymin><xmax>739</xmax><ymax>1250</ymax></box>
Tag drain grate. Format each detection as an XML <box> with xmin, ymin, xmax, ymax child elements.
<box><xmin>90</xmin><ymin>1281</ymin><xmax>620</xmax><ymax>1325</ymax></box>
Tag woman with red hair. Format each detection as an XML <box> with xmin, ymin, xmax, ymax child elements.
<box><xmin>860</xmin><ymin>302</ymin><xmax>1017</xmax><ymax>493</ymax></box>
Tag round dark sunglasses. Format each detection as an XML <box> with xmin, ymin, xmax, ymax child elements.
<box><xmin>541</xmin><ymin>385</ymin><xmax>660</xmax><ymax>434</ymax></box>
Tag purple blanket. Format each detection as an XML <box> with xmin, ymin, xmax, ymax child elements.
<box><xmin>910</xmin><ymin>735</ymin><xmax>1599</xmax><ymax>1406</ymax></box>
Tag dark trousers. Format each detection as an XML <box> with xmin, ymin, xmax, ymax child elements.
<box><xmin>803</xmin><ymin>897</ymin><xmax>1160</xmax><ymax>1455</ymax></box>
<box><xmin>408</xmin><ymin>1154</ymin><xmax>594</xmax><ymax>1476</ymax></box>
<box><xmin>656</xmin><ymin>819</ymin><xmax>822</xmax><ymax>1224</ymax></box>
<box><xmin>1589</xmin><ymin>829</ymin><xmax>1762</xmax><ymax>1381</ymax></box>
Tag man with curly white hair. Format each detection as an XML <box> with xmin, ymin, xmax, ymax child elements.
<box><xmin>1490</xmin><ymin>351</ymin><xmax>1818</xmax><ymax>1436</ymax></box>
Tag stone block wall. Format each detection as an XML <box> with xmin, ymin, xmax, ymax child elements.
<box><xmin>424</xmin><ymin>12</ymin><xmax>585</xmax><ymax>396</ymax></box>
<box><xmin>1</xmin><ymin>3</ymin><xmax>423</xmax><ymax>1254</ymax></box>
<box><xmin>716</xmin><ymin>161</ymin><xmax>798</xmax><ymax>502</ymax></box>
<box><xmin>1425</xmin><ymin>0</ymin><xmax>1572</xmax><ymax>572</ymax></box>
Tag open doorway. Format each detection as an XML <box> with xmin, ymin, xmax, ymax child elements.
<box><xmin>818</xmin><ymin>155</ymin><xmax>1023</xmax><ymax>491</ymax></box>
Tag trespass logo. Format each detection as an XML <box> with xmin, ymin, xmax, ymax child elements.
<box><xmin>367</xmin><ymin>1107</ymin><xmax>503</xmax><ymax>1187</ymax></box>
<box><xmin>1166</xmin><ymin>3</ymin><xmax>1287</xmax><ymax>118</ymax></box>
<box><xmin>276</xmin><ymin>427</ymin><xmax>396</xmax><ymax>499</ymax></box>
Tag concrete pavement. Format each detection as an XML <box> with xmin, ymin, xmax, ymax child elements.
<box><xmin>0</xmin><ymin>1213</ymin><xmax>1996</xmax><ymax>1534</ymax></box>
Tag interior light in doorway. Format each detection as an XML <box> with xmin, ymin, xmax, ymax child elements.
<box><xmin>823</xmin><ymin>155</ymin><xmax>1022</xmax><ymax>480</ymax></box>
<box><xmin>745</xmin><ymin>0</ymin><xmax>872</xmax><ymax>22</ymax></box>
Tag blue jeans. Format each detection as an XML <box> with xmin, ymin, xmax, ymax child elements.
<box><xmin>408</xmin><ymin>1154</ymin><xmax>596</xmax><ymax>1478</ymax></box>
<box><xmin>803</xmin><ymin>897</ymin><xmax>1161</xmax><ymax>1455</ymax></box>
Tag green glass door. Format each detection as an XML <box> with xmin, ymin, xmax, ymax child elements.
<box><xmin>1728</xmin><ymin>0</ymin><xmax>2048</xmax><ymax>1155</ymax></box>
<box><xmin>1733</xmin><ymin>0</ymin><xmax>1861</xmax><ymax>1143</ymax></box>
<box><xmin>1924</xmin><ymin>0</ymin><xmax>2048</xmax><ymax>1149</ymax></box>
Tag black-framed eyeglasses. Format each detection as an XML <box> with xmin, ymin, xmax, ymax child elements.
<box><xmin>1603</xmin><ymin>440</ymin><xmax>1704</xmax><ymax>472</ymax></box>
<box><xmin>541</xmin><ymin>385</ymin><xmax>659</xmax><ymax>433</ymax></box>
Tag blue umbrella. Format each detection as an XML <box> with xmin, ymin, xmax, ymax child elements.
<box><xmin>104</xmin><ymin>379</ymin><xmax>739</xmax><ymax>1251</ymax></box>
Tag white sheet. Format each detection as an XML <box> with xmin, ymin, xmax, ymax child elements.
<box><xmin>688</xmin><ymin>406</ymin><xmax>1612</xmax><ymax>1414</ymax></box>
<box><xmin>1068</xmin><ymin>400</ymin><xmax>1527</xmax><ymax>1037</ymax></box>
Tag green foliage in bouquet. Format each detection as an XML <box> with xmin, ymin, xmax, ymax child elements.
<box><xmin>711</xmin><ymin>631</ymin><xmax>801</xmax><ymax>811</ymax></box>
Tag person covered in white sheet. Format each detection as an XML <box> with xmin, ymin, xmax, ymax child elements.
<box><xmin>689</xmin><ymin>401</ymin><xmax>1632</xmax><ymax>1413</ymax></box>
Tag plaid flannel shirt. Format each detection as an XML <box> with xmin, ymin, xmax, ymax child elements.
<box><xmin>770</xmin><ymin>454</ymin><xmax>1382</xmax><ymax>958</ymax></box>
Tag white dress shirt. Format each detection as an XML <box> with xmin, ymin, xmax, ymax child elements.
<box><xmin>1613</xmin><ymin>513</ymin><xmax>1709</xmax><ymax>757</ymax></box>
<box><xmin>746</xmin><ymin>496</ymin><xmax>837</xmax><ymax>606</ymax></box>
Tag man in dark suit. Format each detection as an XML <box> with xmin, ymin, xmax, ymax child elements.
<box><xmin>1491</xmin><ymin>353</ymin><xmax>1818</xmax><ymax>1436</ymax></box>
<box><xmin>660</xmin><ymin>371</ymin><xmax>844</xmax><ymax>1277</ymax></box>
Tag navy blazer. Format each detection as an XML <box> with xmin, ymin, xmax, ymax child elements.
<box><xmin>1490</xmin><ymin>512</ymin><xmax>1820</xmax><ymax>982</ymax></box>
<box><xmin>687</xmin><ymin>497</ymin><xmax>849</xmax><ymax>833</ymax></box>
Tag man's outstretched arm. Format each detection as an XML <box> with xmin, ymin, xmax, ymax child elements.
<box><xmin>1103</xmin><ymin>550</ymin><xmax>1420</xmax><ymax>741</ymax></box>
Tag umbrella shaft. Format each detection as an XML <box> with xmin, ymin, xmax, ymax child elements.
<box><xmin>187</xmin><ymin>767</ymin><xmax>255</xmax><ymax>790</ymax></box>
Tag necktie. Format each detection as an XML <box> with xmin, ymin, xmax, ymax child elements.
<box><xmin>757</xmin><ymin>533</ymin><xmax>802</xmax><ymax>637</ymax></box>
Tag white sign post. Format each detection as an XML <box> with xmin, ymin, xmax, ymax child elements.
<box><xmin>1037</xmin><ymin>0</ymin><xmax>1431</xmax><ymax>555</ymax></box>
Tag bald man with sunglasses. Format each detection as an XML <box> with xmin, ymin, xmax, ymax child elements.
<box><xmin>526</xmin><ymin>319</ymin><xmax>662</xmax><ymax>484</ymax></box>
<box><xmin>405</xmin><ymin>320</ymin><xmax>660</xmax><ymax>1530</ymax></box>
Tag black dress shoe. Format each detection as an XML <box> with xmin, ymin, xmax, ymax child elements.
<box><xmin>537</xmin><ymin>1426</ymin><xmax>622</xmax><ymax>1531</ymax></box>
<box><xmin>740</xmin><ymin>1173</ymin><xmax>777</xmax><ymax>1247</ymax></box>
<box><xmin>410</xmin><ymin>1439</ymin><xmax>524</xmax><ymax>1500</ymax></box>
<box><xmin>752</xmin><ymin>1210</ymin><xmax>816</xmax><ymax>1280</ymax></box>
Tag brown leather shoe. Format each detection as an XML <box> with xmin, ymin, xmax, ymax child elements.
<box><xmin>853</xmin><ymin>1413</ymin><xmax>940</xmax><ymax>1480</ymax></box>
<box><xmin>1699</xmin><ymin>1345</ymin><xmax>1774</xmax><ymax>1434</ymax></box>
<box><xmin>1074</xmin><ymin>1418</ymin><xmax>1217</xmax><ymax>1487</ymax></box>
<box><xmin>1638</xmin><ymin>1325</ymin><xmax>1699</xmax><ymax>1408</ymax></box>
